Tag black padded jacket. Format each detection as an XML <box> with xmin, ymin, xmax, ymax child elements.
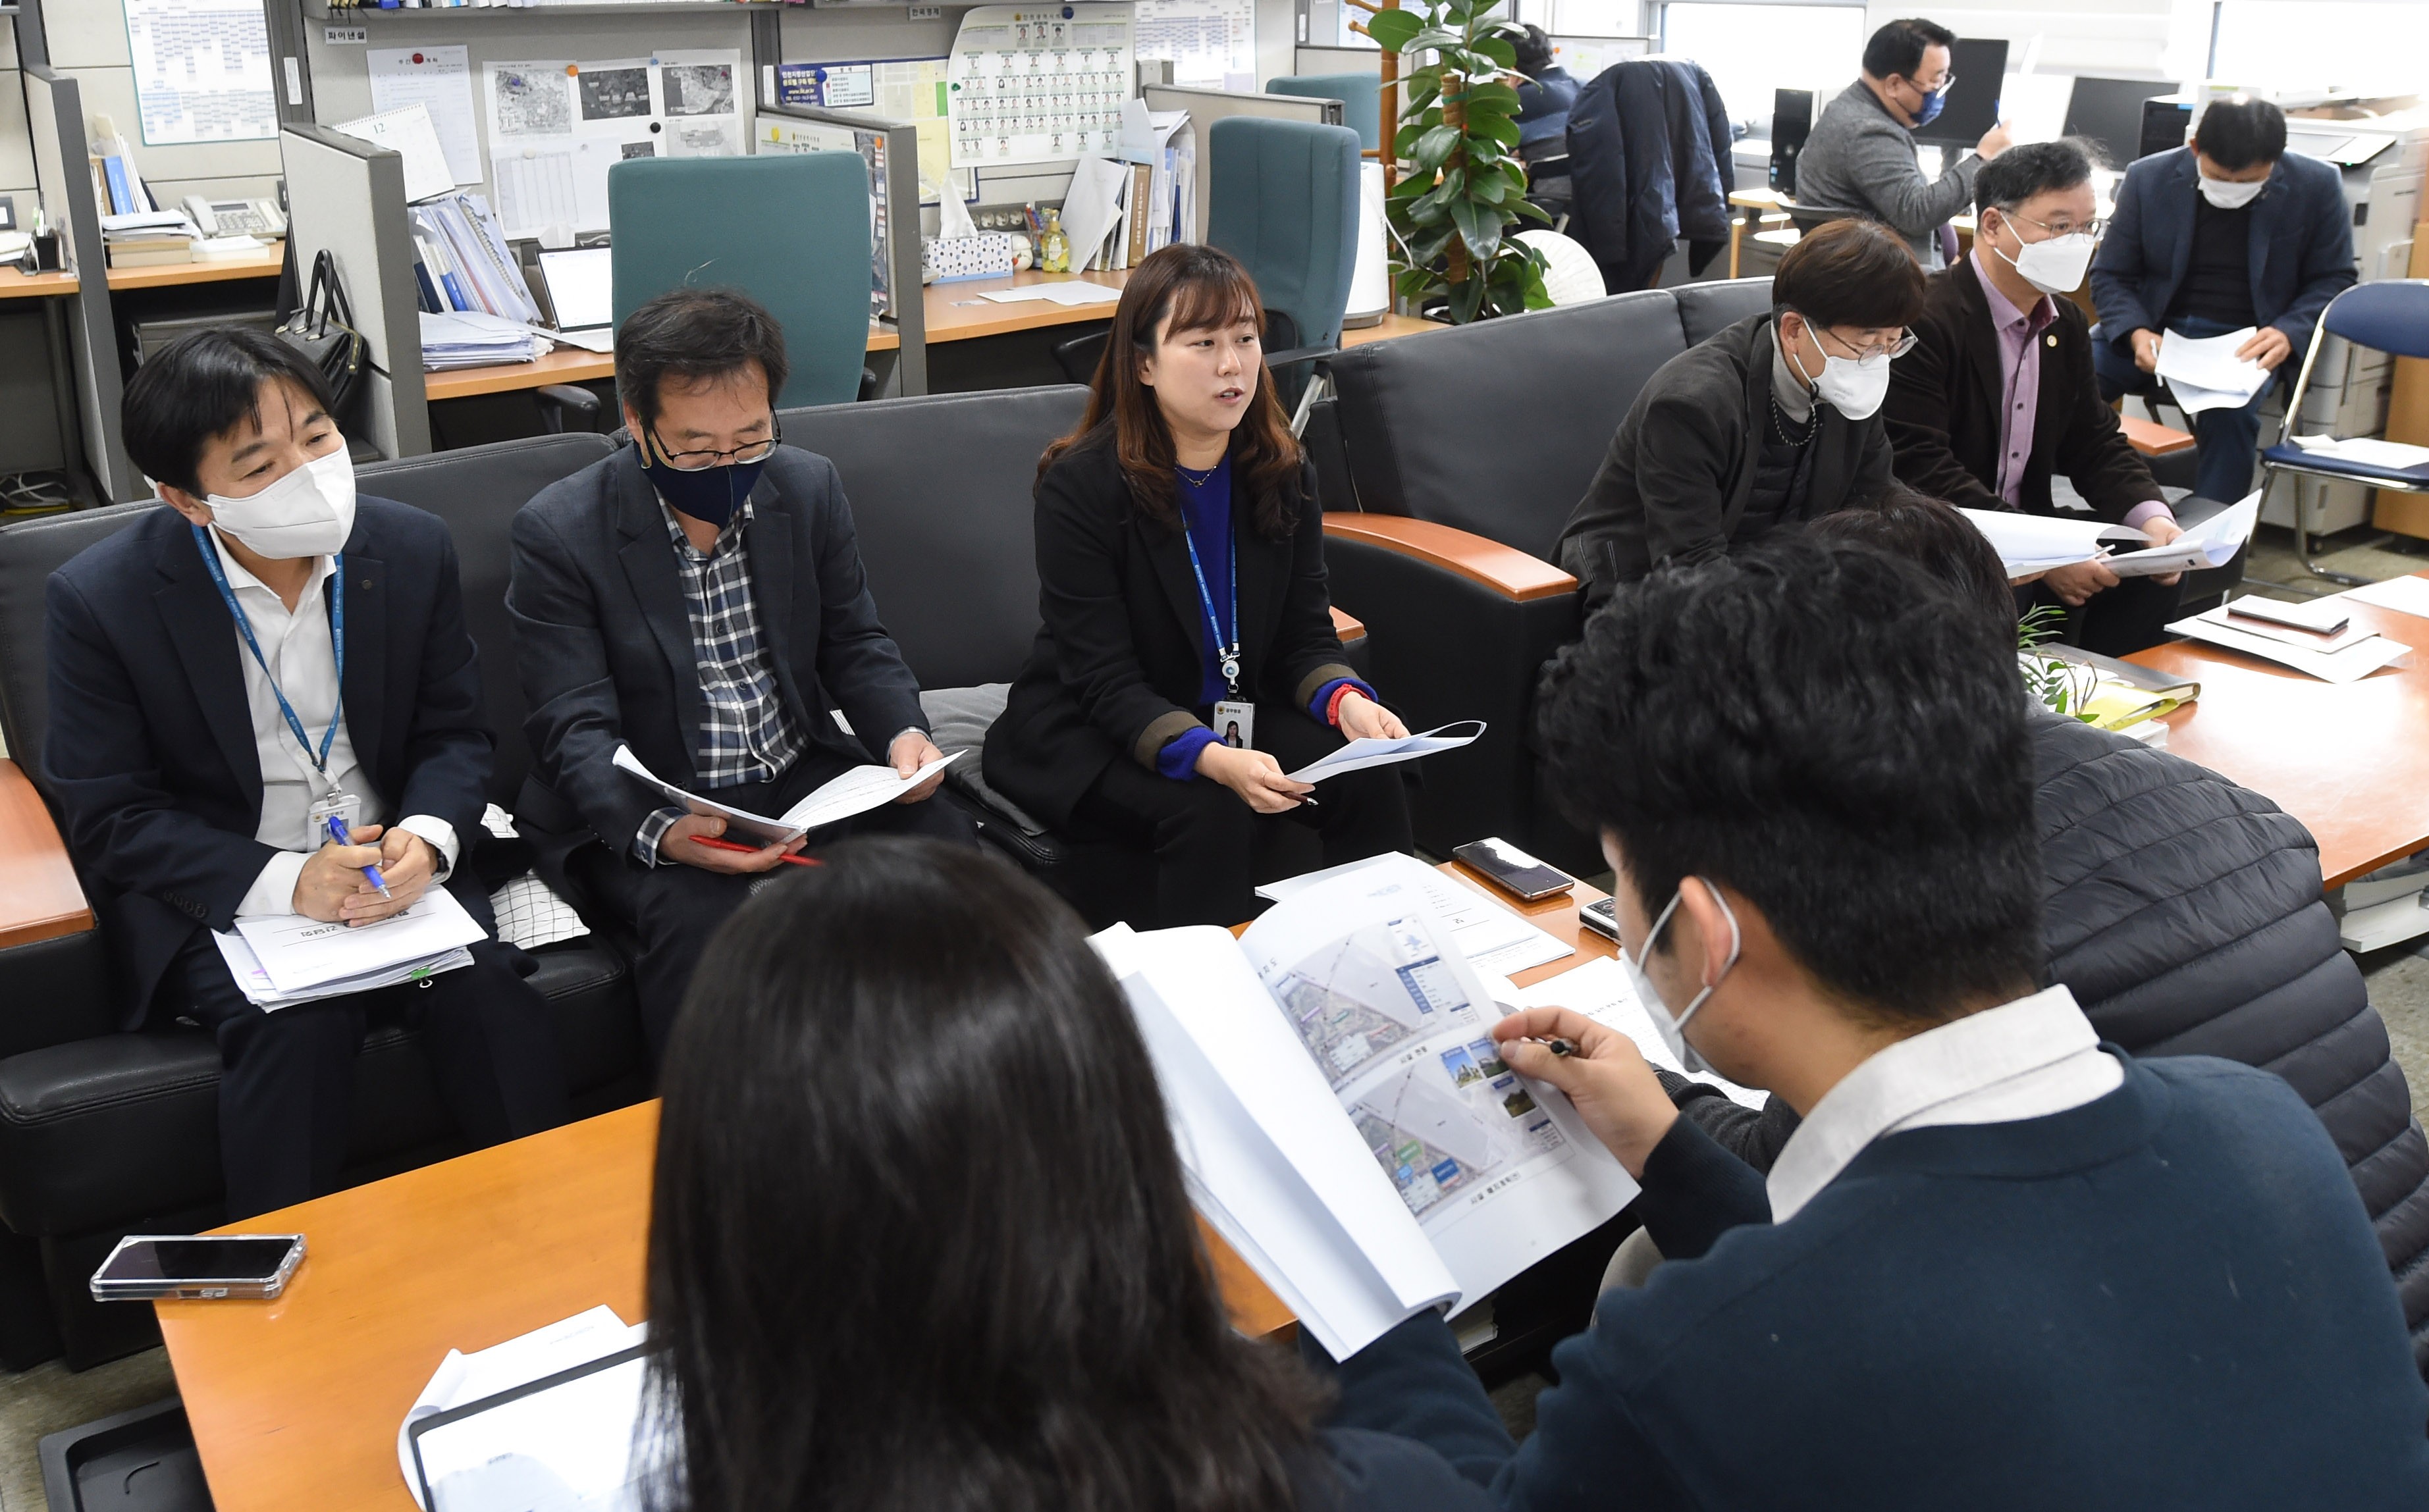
<box><xmin>1667</xmin><ymin>706</ymin><xmax>2429</xmax><ymax>1374</ymax></box>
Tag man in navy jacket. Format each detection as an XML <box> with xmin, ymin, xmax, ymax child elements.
<box><xmin>45</xmin><ymin>330</ymin><xmax>567</xmax><ymax>1219</ymax></box>
<box><xmin>1306</xmin><ymin>536</ymin><xmax>2429</xmax><ymax>1509</ymax></box>
<box><xmin>2089</xmin><ymin>97</ymin><xmax>2356</xmax><ymax>504</ymax></box>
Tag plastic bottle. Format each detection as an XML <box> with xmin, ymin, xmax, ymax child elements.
<box><xmin>1040</xmin><ymin>209</ymin><xmax>1071</xmax><ymax>274</ymax></box>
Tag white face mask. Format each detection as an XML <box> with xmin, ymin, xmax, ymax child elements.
<box><xmin>200</xmin><ymin>446</ymin><xmax>357</xmax><ymax>560</ymax></box>
<box><xmin>1788</xmin><ymin>328</ymin><xmax>1894</xmax><ymax>421</ymax></box>
<box><xmin>1994</xmin><ymin>220</ymin><xmax>2098</xmax><ymax>298</ymax></box>
<box><xmin>2198</xmin><ymin>170</ymin><xmax>2266</xmax><ymax>210</ymax></box>
<box><xmin>1617</xmin><ymin>881</ymin><xmax>1743</xmax><ymax>1078</ymax></box>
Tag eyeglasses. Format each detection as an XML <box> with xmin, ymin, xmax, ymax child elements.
<box><xmin>646</xmin><ymin>415</ymin><xmax>782</xmax><ymax>472</ymax></box>
<box><xmin>2000</xmin><ymin>209</ymin><xmax>2108</xmax><ymax>242</ymax></box>
<box><xmin>1812</xmin><ymin>325</ymin><xmax>1919</xmax><ymax>362</ymax></box>
<box><xmin>1908</xmin><ymin>71</ymin><xmax>1954</xmax><ymax>95</ymax></box>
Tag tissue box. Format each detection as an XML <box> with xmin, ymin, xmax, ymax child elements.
<box><xmin>926</xmin><ymin>233</ymin><xmax>1015</xmax><ymax>282</ymax></box>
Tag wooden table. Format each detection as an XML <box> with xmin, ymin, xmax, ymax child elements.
<box><xmin>156</xmin><ymin>860</ymin><xmax>1603</xmax><ymax>1510</ymax></box>
<box><xmin>422</xmin><ymin>269</ymin><xmax>1445</xmax><ymax>401</ymax></box>
<box><xmin>2130</xmin><ymin>574</ymin><xmax>2429</xmax><ymax>889</ymax></box>
<box><xmin>105</xmin><ymin>243</ymin><xmax>286</xmax><ymax>291</ymax></box>
<box><xmin>0</xmin><ymin>267</ymin><xmax>82</xmax><ymax>300</ymax></box>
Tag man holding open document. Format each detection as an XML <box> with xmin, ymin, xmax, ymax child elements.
<box><xmin>43</xmin><ymin>329</ymin><xmax>567</xmax><ymax>1219</ymax></box>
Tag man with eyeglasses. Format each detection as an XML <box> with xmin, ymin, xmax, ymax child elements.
<box><xmin>1886</xmin><ymin>139</ymin><xmax>2195</xmax><ymax>656</ymax></box>
<box><xmin>1793</xmin><ymin>18</ymin><xmax>2011</xmax><ymax>271</ymax></box>
<box><xmin>508</xmin><ymin>287</ymin><xmax>974</xmax><ymax>1057</ymax></box>
<box><xmin>1555</xmin><ymin>218</ymin><xmax>1919</xmax><ymax>611</ymax></box>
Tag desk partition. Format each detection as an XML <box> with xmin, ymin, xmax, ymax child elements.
<box><xmin>281</xmin><ymin>125</ymin><xmax>431</xmax><ymax>460</ymax></box>
<box><xmin>23</xmin><ymin>66</ymin><xmax>137</xmax><ymax>502</ymax></box>
<box><xmin>1142</xmin><ymin>84</ymin><xmax>1339</xmax><ymax>251</ymax></box>
<box><xmin>755</xmin><ymin>101</ymin><xmax>930</xmax><ymax>398</ymax></box>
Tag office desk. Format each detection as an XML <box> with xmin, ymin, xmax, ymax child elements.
<box><xmin>0</xmin><ymin>268</ymin><xmax>81</xmax><ymax>300</ymax></box>
<box><xmin>2129</xmin><ymin>575</ymin><xmax>2429</xmax><ymax>889</ymax></box>
<box><xmin>157</xmin><ymin>859</ymin><xmax>1605</xmax><ymax>1511</ymax></box>
<box><xmin>104</xmin><ymin>243</ymin><xmax>286</xmax><ymax>291</ymax></box>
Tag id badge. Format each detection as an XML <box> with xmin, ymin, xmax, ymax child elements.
<box><xmin>1213</xmin><ymin>700</ymin><xmax>1255</xmax><ymax>752</ymax></box>
<box><xmin>306</xmin><ymin>790</ymin><xmax>364</xmax><ymax>853</ymax></box>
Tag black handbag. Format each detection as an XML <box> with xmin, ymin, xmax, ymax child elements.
<box><xmin>276</xmin><ymin>249</ymin><xmax>369</xmax><ymax>425</ymax></box>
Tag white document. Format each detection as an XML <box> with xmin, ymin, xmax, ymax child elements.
<box><xmin>2292</xmin><ymin>434</ymin><xmax>2429</xmax><ymax>472</ymax></box>
<box><xmin>2337</xmin><ymin>574</ymin><xmax>2429</xmax><ymax>621</ymax></box>
<box><xmin>612</xmin><ymin>744</ymin><xmax>959</xmax><ymax>847</ymax></box>
<box><xmin>2100</xmin><ymin>489</ymin><xmax>2260</xmax><ymax>577</ymax></box>
<box><xmin>1100</xmin><ymin>861</ymin><xmax>1638</xmax><ymax>1358</ymax></box>
<box><xmin>1956</xmin><ymin>508</ymin><xmax>2138</xmax><ymax>576</ymax></box>
<box><xmin>123</xmin><ymin>0</ymin><xmax>278</xmax><ymax>145</ymax></box>
<box><xmin>369</xmin><ymin>45</ymin><xmax>483</xmax><ymax>187</ymax></box>
<box><xmin>1499</xmin><ymin>956</ymin><xmax>1767</xmax><ymax>1110</ymax></box>
<box><xmin>2162</xmin><ymin>609</ymin><xmax>2411</xmax><ymax>683</ymax></box>
<box><xmin>1133</xmin><ymin>0</ymin><xmax>1258</xmax><ymax>90</ymax></box>
<box><xmin>1287</xmin><ymin>721</ymin><xmax>1485</xmax><ymax>784</ymax></box>
<box><xmin>1059</xmin><ymin>156</ymin><xmax>1132</xmax><ymax>271</ymax></box>
<box><xmin>334</xmin><ymin>103</ymin><xmax>458</xmax><ymax>203</ymax></box>
<box><xmin>1258</xmin><ymin>854</ymin><xmax>1573</xmax><ymax>976</ymax></box>
<box><xmin>975</xmin><ymin>280</ymin><xmax>1125</xmax><ymax>306</ymax></box>
<box><xmin>398</xmin><ymin>1305</ymin><xmax>647</xmax><ymax>1511</ymax></box>
<box><xmin>210</xmin><ymin>931</ymin><xmax>473</xmax><ymax>1010</ymax></box>
<box><xmin>2154</xmin><ymin>327</ymin><xmax>2271</xmax><ymax>413</ymax></box>
<box><xmin>231</xmin><ymin>886</ymin><xmax>488</xmax><ymax>996</ymax></box>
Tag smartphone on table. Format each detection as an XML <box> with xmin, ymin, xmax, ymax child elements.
<box><xmin>90</xmin><ymin>1234</ymin><xmax>306</xmax><ymax>1301</ymax></box>
<box><xmin>1453</xmin><ymin>837</ymin><xmax>1576</xmax><ymax>901</ymax></box>
<box><xmin>1580</xmin><ymin>897</ymin><xmax>1620</xmax><ymax>942</ymax></box>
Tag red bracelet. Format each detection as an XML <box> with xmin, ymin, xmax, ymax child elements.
<box><xmin>1325</xmin><ymin>683</ymin><xmax>1360</xmax><ymax>727</ymax></box>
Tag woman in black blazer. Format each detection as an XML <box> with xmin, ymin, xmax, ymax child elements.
<box><xmin>984</xmin><ymin>244</ymin><xmax>1414</xmax><ymax>925</ymax></box>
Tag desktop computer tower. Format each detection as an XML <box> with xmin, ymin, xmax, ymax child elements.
<box><xmin>1771</xmin><ymin>89</ymin><xmax>1812</xmax><ymax>196</ymax></box>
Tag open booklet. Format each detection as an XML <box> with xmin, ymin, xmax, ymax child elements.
<box><xmin>1286</xmin><ymin>720</ymin><xmax>1485</xmax><ymax>784</ymax></box>
<box><xmin>1093</xmin><ymin>861</ymin><xmax>1639</xmax><ymax>1359</ymax></box>
<box><xmin>612</xmin><ymin>744</ymin><xmax>959</xmax><ymax>847</ymax></box>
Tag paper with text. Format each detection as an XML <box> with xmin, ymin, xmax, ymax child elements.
<box><xmin>230</xmin><ymin>886</ymin><xmax>487</xmax><ymax>996</ymax></box>
<box><xmin>612</xmin><ymin>744</ymin><xmax>958</xmax><ymax>847</ymax></box>
<box><xmin>1287</xmin><ymin>721</ymin><xmax>1485</xmax><ymax>784</ymax></box>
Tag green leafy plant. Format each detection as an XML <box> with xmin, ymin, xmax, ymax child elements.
<box><xmin>1365</xmin><ymin>0</ymin><xmax>1551</xmax><ymax>323</ymax></box>
<box><xmin>2018</xmin><ymin>604</ymin><xmax>2096</xmax><ymax>720</ymax></box>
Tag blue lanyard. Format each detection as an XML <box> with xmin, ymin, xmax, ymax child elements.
<box><xmin>1180</xmin><ymin>505</ymin><xmax>1241</xmax><ymax>697</ymax></box>
<box><xmin>192</xmin><ymin>525</ymin><xmax>345</xmax><ymax>781</ymax></box>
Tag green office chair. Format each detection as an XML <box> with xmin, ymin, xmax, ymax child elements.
<box><xmin>1266</xmin><ymin>72</ymin><xmax>1384</xmax><ymax>153</ymax></box>
<box><xmin>607</xmin><ymin>153</ymin><xmax>872</xmax><ymax>409</ymax></box>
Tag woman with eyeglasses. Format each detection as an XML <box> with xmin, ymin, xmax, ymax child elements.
<box><xmin>1552</xmin><ymin>217</ymin><xmax>1925</xmax><ymax>613</ymax></box>
<box><xmin>983</xmin><ymin>244</ymin><xmax>1414</xmax><ymax>929</ymax></box>
<box><xmin>637</xmin><ymin>836</ymin><xmax>1493</xmax><ymax>1512</ymax></box>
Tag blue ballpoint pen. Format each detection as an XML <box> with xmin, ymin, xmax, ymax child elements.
<box><xmin>325</xmin><ymin>814</ymin><xmax>393</xmax><ymax>900</ymax></box>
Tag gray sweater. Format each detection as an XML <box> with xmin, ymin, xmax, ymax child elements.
<box><xmin>1791</xmin><ymin>79</ymin><xmax>1981</xmax><ymax>266</ymax></box>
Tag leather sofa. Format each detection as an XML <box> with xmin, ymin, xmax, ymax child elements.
<box><xmin>0</xmin><ymin>434</ymin><xmax>649</xmax><ymax>1370</ymax></box>
<box><xmin>1312</xmin><ymin>278</ymin><xmax>1778</xmax><ymax>872</ymax></box>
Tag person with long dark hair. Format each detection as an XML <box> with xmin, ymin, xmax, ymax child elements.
<box><xmin>639</xmin><ymin>837</ymin><xmax>1490</xmax><ymax>1511</ymax></box>
<box><xmin>983</xmin><ymin>244</ymin><xmax>1414</xmax><ymax>927</ymax></box>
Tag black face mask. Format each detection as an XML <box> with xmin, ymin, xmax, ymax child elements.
<box><xmin>639</xmin><ymin>428</ymin><xmax>771</xmax><ymax>530</ymax></box>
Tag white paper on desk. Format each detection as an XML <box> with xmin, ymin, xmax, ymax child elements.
<box><xmin>2337</xmin><ymin>575</ymin><xmax>2429</xmax><ymax>620</ymax></box>
<box><xmin>1061</xmin><ymin>157</ymin><xmax>1131</xmax><ymax>272</ymax></box>
<box><xmin>612</xmin><ymin>744</ymin><xmax>960</xmax><ymax>847</ymax></box>
<box><xmin>1956</xmin><ymin>507</ymin><xmax>2141</xmax><ymax>575</ymax></box>
<box><xmin>1256</xmin><ymin>853</ymin><xmax>1572</xmax><ymax>976</ymax></box>
<box><xmin>2155</xmin><ymin>327</ymin><xmax>2270</xmax><ymax>412</ymax></box>
<box><xmin>2163</xmin><ymin>610</ymin><xmax>2411</xmax><ymax>683</ymax></box>
<box><xmin>370</xmin><ymin>45</ymin><xmax>482</xmax><ymax>187</ymax></box>
<box><xmin>1499</xmin><ymin>956</ymin><xmax>1769</xmax><ymax>1110</ymax></box>
<box><xmin>2292</xmin><ymin>434</ymin><xmax>2429</xmax><ymax>471</ymax></box>
<box><xmin>2102</xmin><ymin>488</ymin><xmax>2260</xmax><ymax>577</ymax></box>
<box><xmin>334</xmin><ymin>103</ymin><xmax>460</xmax><ymax>203</ymax></box>
<box><xmin>1286</xmin><ymin>721</ymin><xmax>1485</xmax><ymax>783</ymax></box>
<box><xmin>976</xmin><ymin>280</ymin><xmax>1125</xmax><ymax>306</ymax></box>
<box><xmin>398</xmin><ymin>1305</ymin><xmax>647</xmax><ymax>1511</ymax></box>
<box><xmin>232</xmin><ymin>887</ymin><xmax>487</xmax><ymax>995</ymax></box>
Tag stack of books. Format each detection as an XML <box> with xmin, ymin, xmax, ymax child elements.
<box><xmin>101</xmin><ymin>209</ymin><xmax>198</xmax><ymax>269</ymax></box>
<box><xmin>2032</xmin><ymin>645</ymin><xmax>2198</xmax><ymax>746</ymax></box>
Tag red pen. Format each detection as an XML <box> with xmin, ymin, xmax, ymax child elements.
<box><xmin>691</xmin><ymin>835</ymin><xmax>821</xmax><ymax>867</ymax></box>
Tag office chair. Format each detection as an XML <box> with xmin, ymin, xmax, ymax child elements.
<box><xmin>1052</xmin><ymin>117</ymin><xmax>1362</xmax><ymax>419</ymax></box>
<box><xmin>1266</xmin><ymin>73</ymin><xmax>1384</xmax><ymax>152</ymax></box>
<box><xmin>607</xmin><ymin>153</ymin><xmax>872</xmax><ymax>408</ymax></box>
<box><xmin>2252</xmin><ymin>279</ymin><xmax>2429</xmax><ymax>586</ymax></box>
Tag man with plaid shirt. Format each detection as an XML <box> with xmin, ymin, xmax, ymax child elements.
<box><xmin>510</xmin><ymin>289</ymin><xmax>975</xmax><ymax>1056</ymax></box>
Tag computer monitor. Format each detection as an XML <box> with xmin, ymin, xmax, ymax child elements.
<box><xmin>1913</xmin><ymin>36</ymin><xmax>2007</xmax><ymax>147</ymax></box>
<box><xmin>535</xmin><ymin>246</ymin><xmax>615</xmax><ymax>332</ymax></box>
<box><xmin>2063</xmin><ymin>76</ymin><xmax>2179</xmax><ymax>168</ymax></box>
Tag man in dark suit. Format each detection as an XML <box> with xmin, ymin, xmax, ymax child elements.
<box><xmin>45</xmin><ymin>329</ymin><xmax>568</xmax><ymax>1220</ymax></box>
<box><xmin>508</xmin><ymin>288</ymin><xmax>973</xmax><ymax>1056</ymax></box>
<box><xmin>1884</xmin><ymin>139</ymin><xmax>2192</xmax><ymax>656</ymax></box>
<box><xmin>2089</xmin><ymin>96</ymin><xmax>2357</xmax><ymax>505</ymax></box>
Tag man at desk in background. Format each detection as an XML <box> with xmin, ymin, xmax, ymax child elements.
<box><xmin>508</xmin><ymin>288</ymin><xmax>974</xmax><ymax>1058</ymax></box>
<box><xmin>1886</xmin><ymin>140</ymin><xmax>2194</xmax><ymax>655</ymax></box>
<box><xmin>1791</xmin><ymin>16</ymin><xmax>2011</xmax><ymax>269</ymax></box>
<box><xmin>2089</xmin><ymin>96</ymin><xmax>2356</xmax><ymax>505</ymax></box>
<box><xmin>43</xmin><ymin>330</ymin><xmax>568</xmax><ymax>1219</ymax></box>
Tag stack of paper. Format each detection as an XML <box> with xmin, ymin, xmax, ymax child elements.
<box><xmin>100</xmin><ymin>209</ymin><xmax>199</xmax><ymax>269</ymax></box>
<box><xmin>2100</xmin><ymin>489</ymin><xmax>2260</xmax><ymax>578</ymax></box>
<box><xmin>1956</xmin><ymin>508</ymin><xmax>2130</xmax><ymax>576</ymax></box>
<box><xmin>421</xmin><ymin>309</ymin><xmax>550</xmax><ymax>370</ymax></box>
<box><xmin>211</xmin><ymin>887</ymin><xmax>487</xmax><ymax>1010</ymax></box>
<box><xmin>397</xmin><ymin>1305</ymin><xmax>648</xmax><ymax>1511</ymax></box>
<box><xmin>2163</xmin><ymin>605</ymin><xmax>2411</xmax><ymax>683</ymax></box>
<box><xmin>2154</xmin><ymin>327</ymin><xmax>2272</xmax><ymax>413</ymax></box>
<box><xmin>410</xmin><ymin>192</ymin><xmax>542</xmax><ymax>325</ymax></box>
<box><xmin>2291</xmin><ymin>434</ymin><xmax>2429</xmax><ymax>474</ymax></box>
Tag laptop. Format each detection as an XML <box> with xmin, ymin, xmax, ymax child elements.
<box><xmin>533</xmin><ymin>246</ymin><xmax>617</xmax><ymax>354</ymax></box>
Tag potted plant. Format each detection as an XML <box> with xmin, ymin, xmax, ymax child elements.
<box><xmin>1364</xmin><ymin>0</ymin><xmax>1551</xmax><ymax>323</ymax></box>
